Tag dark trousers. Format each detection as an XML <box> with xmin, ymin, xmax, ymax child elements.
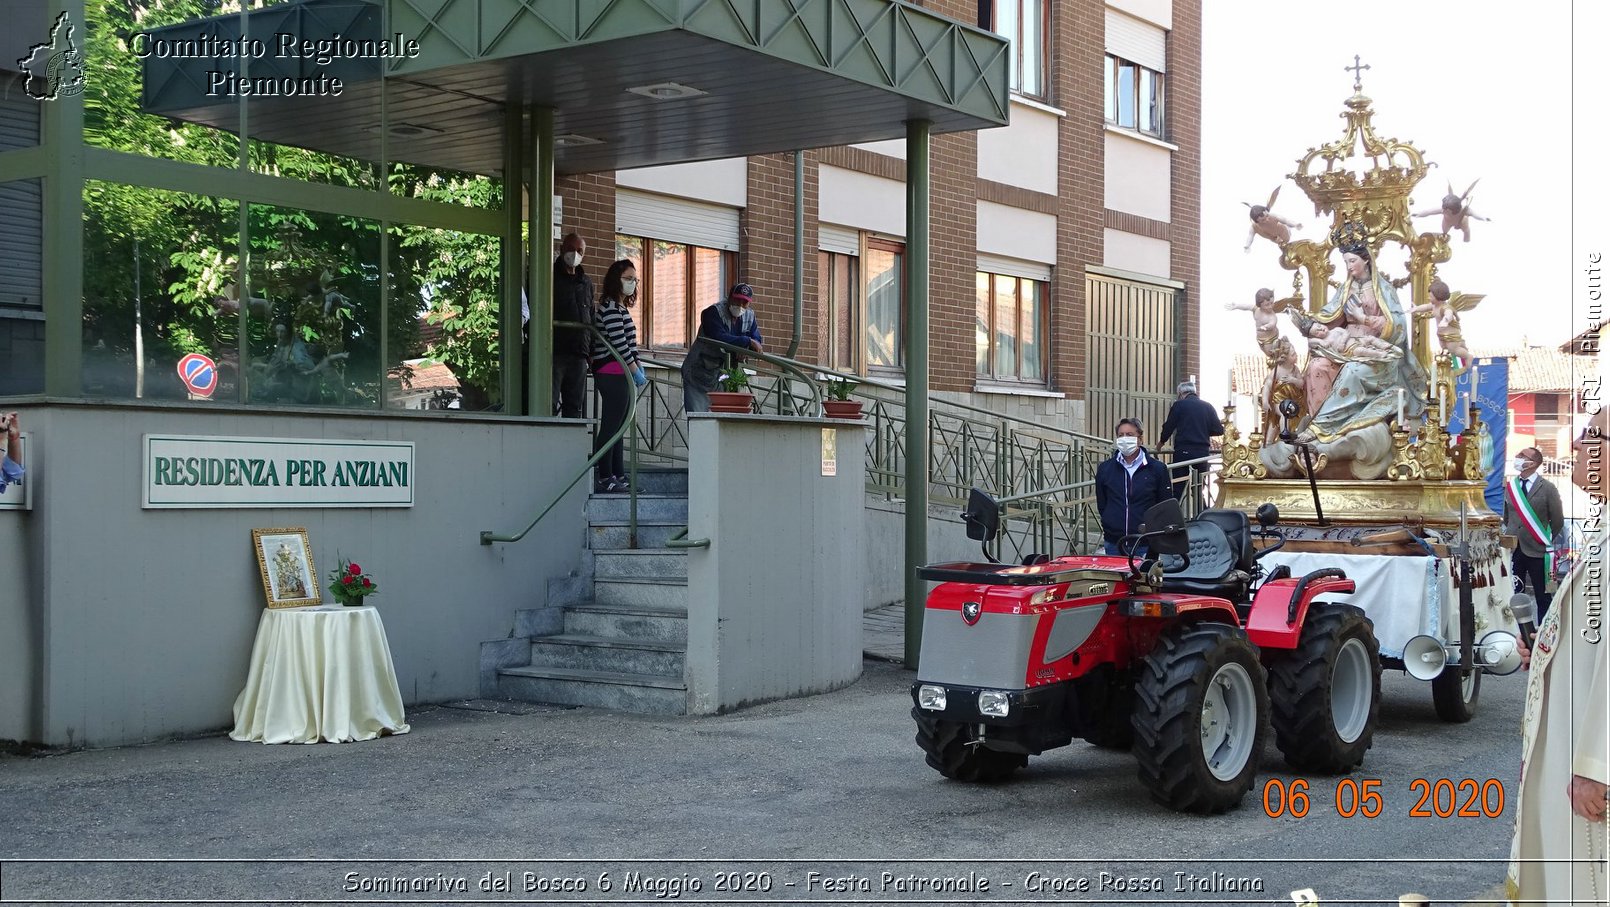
<box><xmin>593</xmin><ymin>372</ymin><xmax>631</xmax><ymax>482</ymax></box>
<box><xmin>553</xmin><ymin>355</ymin><xmax>588</xmax><ymax>418</ymax></box>
<box><xmin>1513</xmin><ymin>549</ymin><xmax>1554</xmax><ymax>621</ymax></box>
<box><xmin>1172</xmin><ymin>449</ymin><xmax>1210</xmax><ymax>501</ymax></box>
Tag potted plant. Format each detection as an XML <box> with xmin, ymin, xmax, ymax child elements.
<box><xmin>823</xmin><ymin>376</ymin><xmax>863</xmax><ymax>419</ymax></box>
<box><xmin>327</xmin><ymin>557</ymin><xmax>379</xmax><ymax>607</ymax></box>
<box><xmin>707</xmin><ymin>357</ymin><xmax>755</xmax><ymax>414</ymax></box>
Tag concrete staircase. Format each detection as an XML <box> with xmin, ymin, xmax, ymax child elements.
<box><xmin>493</xmin><ymin>467</ymin><xmax>692</xmax><ymax>715</ymax></box>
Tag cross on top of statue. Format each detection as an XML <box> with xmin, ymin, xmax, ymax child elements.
<box><xmin>1345</xmin><ymin>55</ymin><xmax>1370</xmax><ymax>92</ymax></box>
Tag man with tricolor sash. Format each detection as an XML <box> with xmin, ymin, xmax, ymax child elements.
<box><xmin>1502</xmin><ymin>447</ymin><xmax>1565</xmax><ymax>621</ymax></box>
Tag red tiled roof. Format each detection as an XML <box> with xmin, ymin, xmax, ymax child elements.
<box><xmin>386</xmin><ymin>360</ymin><xmax>460</xmax><ymax>392</ymax></box>
<box><xmin>1231</xmin><ymin>345</ymin><xmax>1591</xmax><ymax>396</ymax></box>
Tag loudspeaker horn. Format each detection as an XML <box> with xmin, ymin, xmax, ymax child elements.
<box><xmin>1403</xmin><ymin>634</ymin><xmax>1448</xmax><ymax>681</ymax></box>
<box><xmin>1478</xmin><ymin>630</ymin><xmax>1523</xmax><ymax>676</ymax></box>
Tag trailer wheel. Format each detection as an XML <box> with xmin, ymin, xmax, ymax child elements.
<box><xmin>1132</xmin><ymin>622</ymin><xmax>1269</xmax><ymax>814</ymax></box>
<box><xmin>913</xmin><ymin>714</ymin><xmax>1027</xmax><ymax>782</ymax></box>
<box><xmin>1431</xmin><ymin>665</ymin><xmax>1481</xmax><ymax>723</ymax></box>
<box><xmin>1268</xmin><ymin>603</ymin><xmax>1381</xmax><ymax>773</ymax></box>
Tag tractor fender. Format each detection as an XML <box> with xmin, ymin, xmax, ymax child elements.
<box><xmin>1245</xmin><ymin>572</ymin><xmax>1357</xmax><ymax>650</ymax></box>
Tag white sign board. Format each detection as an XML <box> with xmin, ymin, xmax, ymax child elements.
<box><xmin>0</xmin><ymin>434</ymin><xmax>31</xmax><ymax>511</ymax></box>
<box><xmin>143</xmin><ymin>435</ymin><xmax>415</xmax><ymax>509</ymax></box>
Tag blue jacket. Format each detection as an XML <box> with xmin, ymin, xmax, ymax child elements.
<box><xmin>1159</xmin><ymin>394</ymin><xmax>1224</xmax><ymax>458</ymax></box>
<box><xmin>1094</xmin><ymin>448</ymin><xmax>1173</xmax><ymax>543</ymax></box>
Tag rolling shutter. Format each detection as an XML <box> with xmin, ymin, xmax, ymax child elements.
<box><xmin>818</xmin><ymin>224</ymin><xmax>859</xmax><ymax>256</ymax></box>
<box><xmin>616</xmin><ymin>190</ymin><xmax>740</xmax><ymax>251</ymax></box>
<box><xmin>1105</xmin><ymin>9</ymin><xmax>1166</xmax><ymax>71</ymax></box>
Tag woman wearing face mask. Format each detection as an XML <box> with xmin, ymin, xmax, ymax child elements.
<box><xmin>590</xmin><ymin>260</ymin><xmax>645</xmax><ymax>493</ymax></box>
<box><xmin>681</xmin><ymin>283</ymin><xmax>764</xmax><ymax>413</ymax></box>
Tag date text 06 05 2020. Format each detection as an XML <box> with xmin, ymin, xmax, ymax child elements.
<box><xmin>1260</xmin><ymin>778</ymin><xmax>1506</xmax><ymax>819</ymax></box>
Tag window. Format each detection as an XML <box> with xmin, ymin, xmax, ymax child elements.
<box><xmin>615</xmin><ymin>235</ymin><xmax>733</xmax><ymax>350</ymax></box>
<box><xmin>981</xmin><ymin>1</ymin><xmax>1046</xmax><ymax>98</ymax></box>
<box><xmin>1535</xmin><ymin>393</ymin><xmax>1560</xmax><ymax>422</ymax></box>
<box><xmin>975</xmin><ymin>272</ymin><xmax>1047</xmax><ymax>383</ymax></box>
<box><xmin>865</xmin><ymin>240</ymin><xmax>906</xmax><ymax>372</ymax></box>
<box><xmin>819</xmin><ymin>251</ymin><xmax>860</xmax><ymax>373</ymax></box>
<box><xmin>1105</xmin><ymin>54</ymin><xmax>1165</xmax><ymax>137</ymax></box>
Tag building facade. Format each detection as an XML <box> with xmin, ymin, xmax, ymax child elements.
<box><xmin>555</xmin><ymin>0</ymin><xmax>1201</xmax><ymax>438</ymax></box>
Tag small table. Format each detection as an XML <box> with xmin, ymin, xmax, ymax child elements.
<box><xmin>231</xmin><ymin>605</ymin><xmax>410</xmax><ymax>744</ymax></box>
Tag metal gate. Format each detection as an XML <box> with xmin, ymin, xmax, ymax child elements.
<box><xmin>1084</xmin><ymin>269</ymin><xmax>1183</xmax><ymax>444</ymax></box>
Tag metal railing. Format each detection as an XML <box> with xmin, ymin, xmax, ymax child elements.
<box><xmin>479</xmin><ymin>321</ymin><xmax>637</xmax><ymax>546</ymax></box>
<box><xmin>492</xmin><ymin>335</ymin><xmax>1223</xmax><ymax>562</ymax></box>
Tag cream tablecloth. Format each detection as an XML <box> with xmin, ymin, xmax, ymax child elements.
<box><xmin>231</xmin><ymin>605</ymin><xmax>410</xmax><ymax>744</ymax></box>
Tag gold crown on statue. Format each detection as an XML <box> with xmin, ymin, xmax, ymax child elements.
<box><xmin>1330</xmin><ymin>221</ymin><xmax>1371</xmax><ymax>255</ymax></box>
<box><xmin>1289</xmin><ymin>62</ymin><xmax>1431</xmax><ymax>243</ymax></box>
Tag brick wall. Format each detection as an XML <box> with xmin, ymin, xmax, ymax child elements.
<box><xmin>1167</xmin><ymin>0</ymin><xmax>1203</xmax><ymax>385</ymax></box>
<box><xmin>1054</xmin><ymin>0</ymin><xmax>1107</xmax><ymax>402</ymax></box>
<box><xmin>927</xmin><ymin>130</ymin><xmax>979</xmax><ymax>393</ymax></box>
<box><xmin>555</xmin><ymin>172</ymin><xmax>616</xmax><ymax>272</ymax></box>
<box><xmin>741</xmin><ymin>152</ymin><xmax>820</xmax><ymax>362</ymax></box>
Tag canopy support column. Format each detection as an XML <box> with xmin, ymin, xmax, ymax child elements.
<box><xmin>527</xmin><ymin>106</ymin><xmax>555</xmax><ymax>415</ymax></box>
<box><xmin>501</xmin><ymin>99</ymin><xmax>524</xmax><ymax>412</ymax></box>
<box><xmin>903</xmin><ymin>119</ymin><xmax>931</xmax><ymax>669</ymax></box>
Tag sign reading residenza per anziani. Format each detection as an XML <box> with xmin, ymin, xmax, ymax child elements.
<box><xmin>143</xmin><ymin>435</ymin><xmax>414</xmax><ymax>509</ymax></box>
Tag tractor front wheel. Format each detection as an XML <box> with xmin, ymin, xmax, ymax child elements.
<box><xmin>1268</xmin><ymin>603</ymin><xmax>1381</xmax><ymax>773</ymax></box>
<box><xmin>914</xmin><ymin>714</ymin><xmax>1027</xmax><ymax>782</ymax></box>
<box><xmin>1132</xmin><ymin>622</ymin><xmax>1269</xmax><ymax>814</ymax></box>
<box><xmin>1431</xmin><ymin>664</ymin><xmax>1481</xmax><ymax>722</ymax></box>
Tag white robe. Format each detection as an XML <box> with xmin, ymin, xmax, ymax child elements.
<box><xmin>1508</xmin><ymin>523</ymin><xmax>1610</xmax><ymax>905</ymax></box>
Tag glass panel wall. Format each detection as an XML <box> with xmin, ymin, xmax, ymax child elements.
<box><xmin>388</xmin><ymin>224</ymin><xmax>502</xmax><ymax>411</ymax></box>
<box><xmin>82</xmin><ymin>180</ymin><xmax>240</xmax><ymax>400</ymax></box>
<box><xmin>244</xmin><ymin>205</ymin><xmax>380</xmax><ymax>406</ymax></box>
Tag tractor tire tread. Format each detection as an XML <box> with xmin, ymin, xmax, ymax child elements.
<box><xmin>1268</xmin><ymin>603</ymin><xmax>1382</xmax><ymax>773</ymax></box>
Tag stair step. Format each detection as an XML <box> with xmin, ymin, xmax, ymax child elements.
<box><xmin>589</xmin><ymin>522</ymin><xmax>685</xmax><ymax>550</ymax></box>
<box><xmin>594</xmin><ymin>576</ymin><xmax>688</xmax><ymax>609</ymax></box>
<box><xmin>528</xmin><ymin>634</ymin><xmax>686</xmax><ymax>675</ymax></box>
<box><xmin>563</xmin><ymin>602</ymin><xmax>688</xmax><ymax>642</ymax></box>
<box><xmin>615</xmin><ymin>468</ymin><xmax>689</xmax><ymax>495</ymax></box>
<box><xmin>594</xmin><ymin>549</ymin><xmax>688</xmax><ymax>579</ymax></box>
<box><xmin>586</xmin><ymin>494</ymin><xmax>688</xmax><ymax>523</ymax></box>
<box><xmin>496</xmin><ymin>666</ymin><xmax>687</xmax><ymax>715</ymax></box>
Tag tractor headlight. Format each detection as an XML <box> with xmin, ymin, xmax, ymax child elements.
<box><xmin>978</xmin><ymin>690</ymin><xmax>1011</xmax><ymax>718</ymax></box>
<box><xmin>917</xmin><ymin>684</ymin><xmax>947</xmax><ymax>711</ymax></box>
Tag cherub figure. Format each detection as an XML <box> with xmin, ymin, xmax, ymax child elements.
<box><xmin>1243</xmin><ymin>185</ymin><xmax>1303</xmax><ymax>252</ymax></box>
<box><xmin>1409</xmin><ymin>279</ymin><xmax>1483</xmax><ymax>361</ymax></box>
<box><xmin>1260</xmin><ymin>337</ymin><xmax>1307</xmax><ymax>441</ymax></box>
<box><xmin>1307</xmin><ymin>321</ymin><xmax>1402</xmax><ymax>362</ymax></box>
<box><xmin>1413</xmin><ymin>179</ymin><xmax>1488</xmax><ymax>242</ymax></box>
<box><xmin>1224</xmin><ymin>288</ymin><xmax>1285</xmax><ymax>355</ymax></box>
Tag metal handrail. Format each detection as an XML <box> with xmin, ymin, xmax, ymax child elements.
<box><xmin>479</xmin><ymin>321</ymin><xmax>637</xmax><ymax>545</ymax></box>
<box><xmin>692</xmin><ymin>339</ymin><xmax>824</xmax><ymax>415</ymax></box>
<box><xmin>665</xmin><ymin>527</ymin><xmax>710</xmax><ymax>549</ymax></box>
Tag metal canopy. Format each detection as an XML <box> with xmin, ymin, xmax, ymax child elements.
<box><xmin>141</xmin><ymin>0</ymin><xmax>1009</xmax><ymax>175</ymax></box>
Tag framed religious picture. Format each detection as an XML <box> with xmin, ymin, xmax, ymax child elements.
<box><xmin>251</xmin><ymin>527</ymin><xmax>320</xmax><ymax>609</ymax></box>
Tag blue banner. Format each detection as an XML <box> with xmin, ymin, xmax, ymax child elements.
<box><xmin>1447</xmin><ymin>357</ymin><xmax>1509</xmax><ymax>514</ymax></box>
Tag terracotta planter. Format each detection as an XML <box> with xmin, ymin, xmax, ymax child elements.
<box><xmin>823</xmin><ymin>399</ymin><xmax>864</xmax><ymax>419</ymax></box>
<box><xmin>707</xmin><ymin>391</ymin><xmax>755</xmax><ymax>414</ymax></box>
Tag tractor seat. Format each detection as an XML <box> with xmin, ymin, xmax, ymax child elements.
<box><xmin>1157</xmin><ymin>521</ymin><xmax>1252</xmax><ymax>601</ymax></box>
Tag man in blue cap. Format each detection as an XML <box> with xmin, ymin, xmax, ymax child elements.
<box><xmin>681</xmin><ymin>283</ymin><xmax>763</xmax><ymax>413</ymax></box>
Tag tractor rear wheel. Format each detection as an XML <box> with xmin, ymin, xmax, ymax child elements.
<box><xmin>914</xmin><ymin>714</ymin><xmax>1027</xmax><ymax>782</ymax></box>
<box><xmin>1268</xmin><ymin>603</ymin><xmax>1381</xmax><ymax>773</ymax></box>
<box><xmin>1431</xmin><ymin>664</ymin><xmax>1481</xmax><ymax>722</ymax></box>
<box><xmin>1132</xmin><ymin>622</ymin><xmax>1269</xmax><ymax>814</ymax></box>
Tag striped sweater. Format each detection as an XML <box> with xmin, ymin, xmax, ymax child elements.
<box><xmin>591</xmin><ymin>298</ymin><xmax>640</xmax><ymax>368</ymax></box>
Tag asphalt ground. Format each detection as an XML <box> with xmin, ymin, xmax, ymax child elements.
<box><xmin>0</xmin><ymin>652</ymin><xmax>1524</xmax><ymax>907</ymax></box>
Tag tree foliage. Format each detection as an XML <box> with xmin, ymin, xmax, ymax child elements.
<box><xmin>78</xmin><ymin>0</ymin><xmax>505</xmax><ymax>407</ymax></box>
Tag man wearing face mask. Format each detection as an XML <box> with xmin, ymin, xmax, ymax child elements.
<box><xmin>1094</xmin><ymin>418</ymin><xmax>1174</xmax><ymax>556</ymax></box>
<box><xmin>681</xmin><ymin>283</ymin><xmax>763</xmax><ymax>413</ymax></box>
<box><xmin>1503</xmin><ymin>447</ymin><xmax>1565</xmax><ymax>621</ymax></box>
<box><xmin>552</xmin><ymin>233</ymin><xmax>595</xmax><ymax>418</ymax></box>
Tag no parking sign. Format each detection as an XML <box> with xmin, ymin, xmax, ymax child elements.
<box><xmin>176</xmin><ymin>353</ymin><xmax>217</xmax><ymax>398</ymax></box>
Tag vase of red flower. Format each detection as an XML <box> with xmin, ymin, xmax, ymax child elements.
<box><xmin>328</xmin><ymin>558</ymin><xmax>379</xmax><ymax>606</ymax></box>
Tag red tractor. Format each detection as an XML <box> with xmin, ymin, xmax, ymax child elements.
<box><xmin>910</xmin><ymin>493</ymin><xmax>1381</xmax><ymax>814</ymax></box>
